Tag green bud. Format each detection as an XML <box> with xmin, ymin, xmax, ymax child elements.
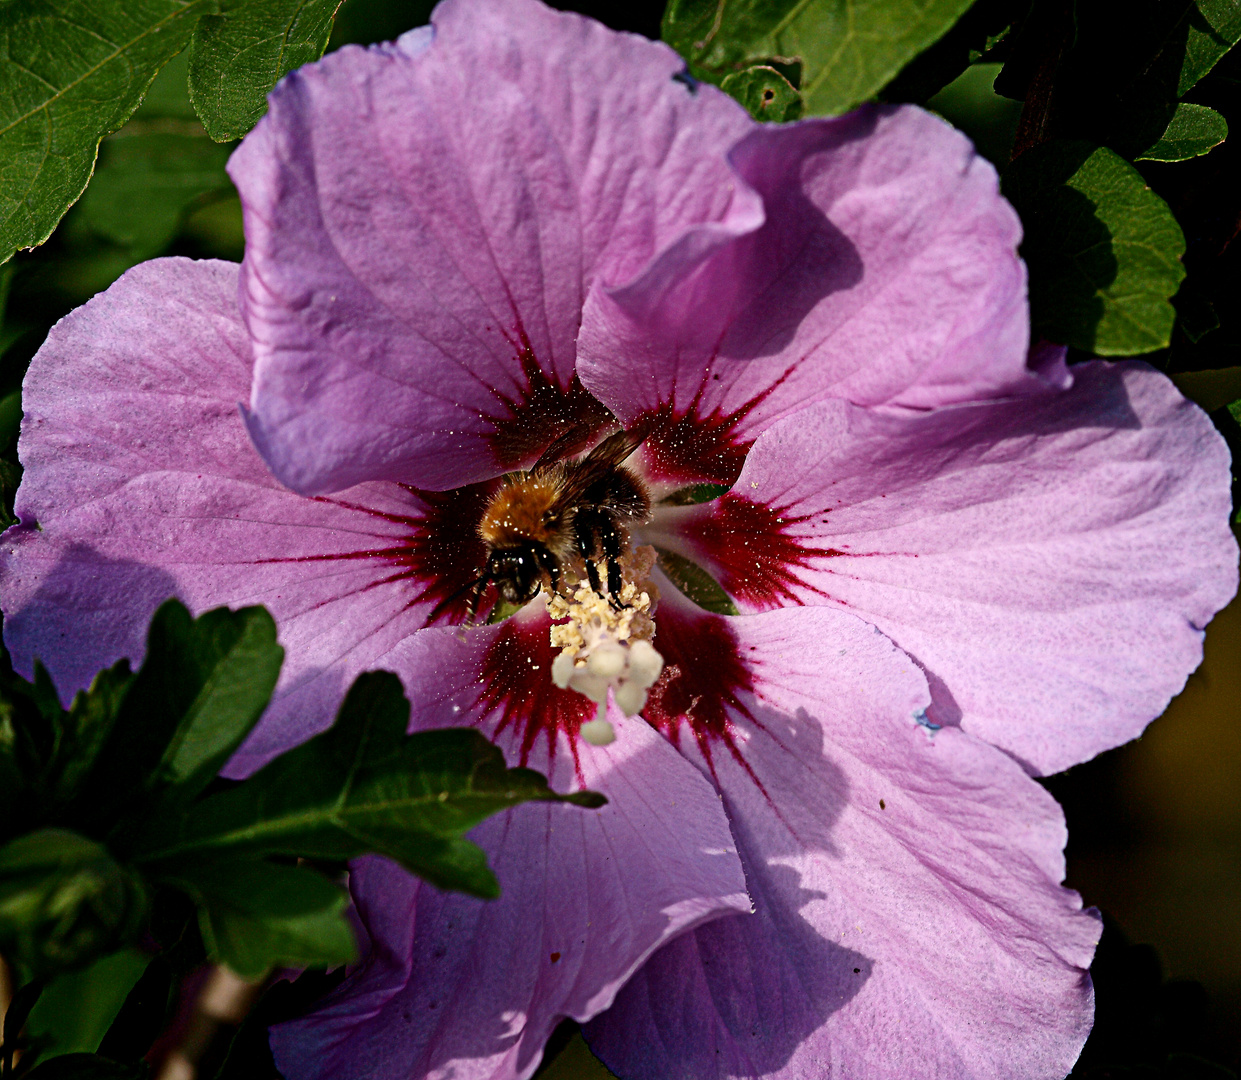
<box><xmin>0</xmin><ymin>829</ymin><xmax>148</xmax><ymax>979</ymax></box>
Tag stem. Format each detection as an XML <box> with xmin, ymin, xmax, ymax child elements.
<box><xmin>1012</xmin><ymin>0</ymin><xmax>1074</xmax><ymax>159</ymax></box>
<box><xmin>154</xmin><ymin>967</ymin><xmax>264</xmax><ymax>1080</ymax></box>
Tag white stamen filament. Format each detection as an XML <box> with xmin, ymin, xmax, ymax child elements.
<box><xmin>546</xmin><ymin>546</ymin><xmax>665</xmax><ymax>744</ymax></box>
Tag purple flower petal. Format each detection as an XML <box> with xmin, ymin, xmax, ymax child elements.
<box><xmin>3</xmin><ymin>259</ymin><xmax>494</xmax><ymax>767</ymax></box>
<box><xmin>272</xmin><ymin>616</ymin><xmax>750</xmax><ymax>1080</ymax></box>
<box><xmin>578</xmin><ymin>106</ymin><xmax>1063</xmax><ymax>483</ymax></box>
<box><xmin>587</xmin><ymin>588</ymin><xmax>1100</xmax><ymax>1079</ymax></box>
<box><xmin>673</xmin><ymin>361</ymin><xmax>1239</xmax><ymax>774</ymax></box>
<box><xmin>233</xmin><ymin>0</ymin><xmax>756</xmax><ymax>495</ymax></box>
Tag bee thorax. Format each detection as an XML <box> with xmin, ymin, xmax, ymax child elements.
<box><xmin>478</xmin><ymin>475</ymin><xmax>570</xmax><ymax>551</ymax></box>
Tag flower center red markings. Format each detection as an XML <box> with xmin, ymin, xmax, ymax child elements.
<box><xmin>487</xmin><ymin>329</ymin><xmax>612</xmax><ymax>469</ymax></box>
<box><xmin>641</xmin><ymin>603</ymin><xmax>766</xmax><ymax>792</ymax></box>
<box><xmin>682</xmin><ymin>493</ymin><xmax>842</xmax><ymax>608</ymax></box>
<box><xmin>637</xmin><ymin>366</ymin><xmax>795</xmax><ymax>488</ymax></box>
<box><xmin>478</xmin><ymin>610</ymin><xmax>595</xmax><ymax>780</ymax></box>
<box><xmin>250</xmin><ymin>484</ymin><xmax>492</xmax><ymax>626</ymax></box>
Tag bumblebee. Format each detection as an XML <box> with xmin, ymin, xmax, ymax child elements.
<box><xmin>467</xmin><ymin>423</ymin><xmax>652</xmax><ymax>620</ymax></box>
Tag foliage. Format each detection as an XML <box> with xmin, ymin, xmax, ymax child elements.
<box><xmin>188</xmin><ymin>0</ymin><xmax>345</xmax><ymax>141</ymax></box>
<box><xmin>0</xmin><ymin>601</ymin><xmax>603</xmax><ymax>1073</ymax></box>
<box><xmin>0</xmin><ymin>0</ymin><xmax>346</xmax><ymax>267</ymax></box>
<box><xmin>662</xmin><ymin>0</ymin><xmax>975</xmax><ymax>116</ymax></box>
<box><xmin>673</xmin><ymin>0</ymin><xmax>1241</xmax><ymax>362</ymax></box>
<box><xmin>0</xmin><ymin>1</ymin><xmax>216</xmax><ymax>265</ymax></box>
<box><xmin>1002</xmin><ymin>141</ymin><xmax>1186</xmax><ymax>354</ymax></box>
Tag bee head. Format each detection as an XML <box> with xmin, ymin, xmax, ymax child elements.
<box><xmin>487</xmin><ymin>546</ymin><xmax>544</xmax><ymax>605</ymax></box>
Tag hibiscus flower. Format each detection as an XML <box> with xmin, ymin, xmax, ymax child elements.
<box><xmin>2</xmin><ymin>1</ymin><xmax>1236</xmax><ymax>1078</ymax></box>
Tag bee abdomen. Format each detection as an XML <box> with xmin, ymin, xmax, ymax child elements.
<box><xmin>604</xmin><ymin>467</ymin><xmax>652</xmax><ymax>523</ymax></box>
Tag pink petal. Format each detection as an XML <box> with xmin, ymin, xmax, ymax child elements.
<box><xmin>578</xmin><ymin>105</ymin><xmax>1063</xmax><ymax>482</ymax></box>
<box><xmin>272</xmin><ymin>616</ymin><xmax>750</xmax><ymax>1080</ymax></box>
<box><xmin>586</xmin><ymin>591</ymin><xmax>1100</xmax><ymax>1079</ymax></box>
<box><xmin>1</xmin><ymin>259</ymin><xmax>483</xmax><ymax>769</ymax></box>
<box><xmin>233</xmin><ymin>0</ymin><xmax>756</xmax><ymax>495</ymax></box>
<box><xmin>674</xmin><ymin>361</ymin><xmax>1239</xmax><ymax>774</ymax></box>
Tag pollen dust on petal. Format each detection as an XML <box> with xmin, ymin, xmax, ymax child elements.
<box><xmin>486</xmin><ymin>329</ymin><xmax>611</xmax><ymax>470</ymax></box>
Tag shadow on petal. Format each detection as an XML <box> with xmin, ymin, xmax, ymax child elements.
<box><xmin>2</xmin><ymin>538</ymin><xmax>180</xmax><ymax>698</ymax></box>
<box><xmin>583</xmin><ymin>860</ymin><xmax>872</xmax><ymax>1077</ymax></box>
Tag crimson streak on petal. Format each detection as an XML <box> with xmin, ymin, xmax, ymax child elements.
<box><xmin>636</xmin><ymin>366</ymin><xmax>795</xmax><ymax>488</ymax></box>
<box><xmin>642</xmin><ymin>599</ymin><xmax>767</xmax><ymax>793</ymax></box>
<box><xmin>479</xmin><ymin>608</ymin><xmax>596</xmax><ymax>778</ymax></box>
<box><xmin>681</xmin><ymin>493</ymin><xmax>841</xmax><ymax>608</ymax></box>
<box><xmin>250</xmin><ymin>484</ymin><xmax>492</xmax><ymax>625</ymax></box>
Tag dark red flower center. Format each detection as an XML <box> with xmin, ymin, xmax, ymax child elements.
<box><xmin>678</xmin><ymin>493</ymin><xmax>841</xmax><ymax>608</ymax></box>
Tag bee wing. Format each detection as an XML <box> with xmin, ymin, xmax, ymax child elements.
<box><xmin>531</xmin><ymin>422</ymin><xmax>599</xmax><ymax>473</ymax></box>
<box><xmin>582</xmin><ymin>420</ymin><xmax>652</xmax><ymax>470</ymax></box>
<box><xmin>553</xmin><ymin>419</ymin><xmax>654</xmax><ymax>506</ymax></box>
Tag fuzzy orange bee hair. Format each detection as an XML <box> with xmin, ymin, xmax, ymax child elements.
<box><xmin>477</xmin><ymin>470</ymin><xmax>577</xmax><ymax>560</ymax></box>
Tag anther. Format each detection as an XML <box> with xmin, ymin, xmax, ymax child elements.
<box><xmin>547</xmin><ymin>546</ymin><xmax>665</xmax><ymax>741</ymax></box>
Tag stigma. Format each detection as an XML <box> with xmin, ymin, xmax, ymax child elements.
<box><xmin>547</xmin><ymin>546</ymin><xmax>664</xmax><ymax>745</ymax></box>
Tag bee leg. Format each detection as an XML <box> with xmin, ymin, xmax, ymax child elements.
<box><xmin>462</xmin><ymin>572</ymin><xmax>490</xmax><ymax>628</ymax></box>
<box><xmin>597</xmin><ymin>517</ymin><xmax>630</xmax><ymax>610</ymax></box>
<box><xmin>574</xmin><ymin>513</ymin><xmax>606</xmax><ymax>597</ymax></box>
<box><xmin>585</xmin><ymin>558</ymin><xmax>604</xmax><ymax>596</ymax></box>
<box><xmin>536</xmin><ymin>547</ymin><xmax>561</xmax><ymax>596</ymax></box>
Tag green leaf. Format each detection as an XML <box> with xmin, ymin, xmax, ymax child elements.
<box><xmin>720</xmin><ymin>65</ymin><xmax>804</xmax><ymax>121</ymax></box>
<box><xmin>662</xmin><ymin>0</ymin><xmax>975</xmax><ymax>116</ymax></box>
<box><xmin>924</xmin><ymin>61</ymin><xmax>1021</xmax><ymax>167</ymax></box>
<box><xmin>0</xmin><ymin>0</ymin><xmax>216</xmax><ymax>264</ymax></box>
<box><xmin>654</xmin><ymin>547</ymin><xmax>739</xmax><ymax>617</ymax></box>
<box><xmin>1002</xmin><ymin>141</ymin><xmax>1186</xmax><ymax>355</ymax></box>
<box><xmin>140</xmin><ymin>602</ymin><xmax>282</xmax><ymax>804</ymax></box>
<box><xmin>95</xmin><ymin>955</ymin><xmax>173</xmax><ymax>1065</ymax></box>
<box><xmin>62</xmin><ymin>51</ymin><xmax>232</xmax><ymax>263</ymax></box>
<box><xmin>0</xmin><ymin>831</ymin><xmax>148</xmax><ymax>980</ymax></box>
<box><xmin>1101</xmin><ymin>0</ymin><xmax>1241</xmax><ymax>156</ymax></box>
<box><xmin>26</xmin><ymin>949</ymin><xmax>151</xmax><ymax>1059</ymax></box>
<box><xmin>49</xmin><ymin>664</ymin><xmax>136</xmax><ymax>816</ymax></box>
<box><xmin>175</xmin><ymin>859</ymin><xmax>354</xmax><ymax>979</ymax></box>
<box><xmin>1177</xmin><ymin>0</ymin><xmax>1241</xmax><ymax>96</ymax></box>
<box><xmin>77</xmin><ymin>601</ymin><xmax>282</xmax><ymax>829</ymax></box>
<box><xmin>135</xmin><ymin>671</ymin><xmax>605</xmax><ymax>898</ymax></box>
<box><xmin>659</xmin><ymin>483</ymin><xmax>731</xmax><ymax>506</ymax></box>
<box><xmin>0</xmin><ymin>658</ymin><xmax>134</xmax><ymax>837</ymax></box>
<box><xmin>69</xmin><ymin>126</ymin><xmax>232</xmax><ymax>261</ymax></box>
<box><xmin>188</xmin><ymin>0</ymin><xmax>343</xmax><ymax>142</ymax></box>
<box><xmin>878</xmin><ymin>0</ymin><xmax>1015</xmax><ymax>104</ymax></box>
<box><xmin>1134</xmin><ymin>102</ymin><xmax>1228</xmax><ymax>162</ymax></box>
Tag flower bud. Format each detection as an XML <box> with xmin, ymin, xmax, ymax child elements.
<box><xmin>0</xmin><ymin>828</ymin><xmax>149</xmax><ymax>979</ymax></box>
